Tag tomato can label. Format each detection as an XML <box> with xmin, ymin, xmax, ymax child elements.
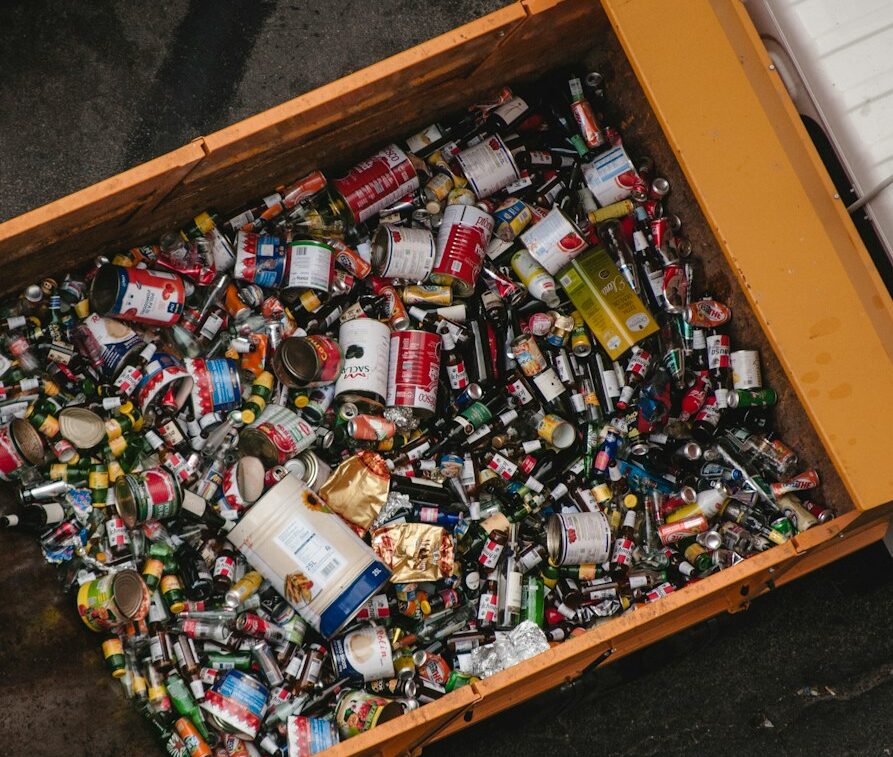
<box><xmin>99</xmin><ymin>266</ymin><xmax>185</xmax><ymax>326</ymax></box>
<box><xmin>520</xmin><ymin>207</ymin><xmax>587</xmax><ymax>275</ymax></box>
<box><xmin>286</xmin><ymin>240</ymin><xmax>334</xmax><ymax>291</ymax></box>
<box><xmin>331</xmin><ymin>624</ymin><xmax>395</xmax><ymax>682</ymax></box>
<box><xmin>431</xmin><ymin>204</ymin><xmax>494</xmax><ymax>296</ymax></box>
<box><xmin>456</xmin><ymin>134</ymin><xmax>520</xmax><ymax>198</ymax></box>
<box><xmin>234</xmin><ymin>231</ymin><xmax>286</xmax><ymax>288</ymax></box>
<box><xmin>582</xmin><ymin>144</ymin><xmax>639</xmax><ymax>206</ymax></box>
<box><xmin>333</xmin><ymin>144</ymin><xmax>419</xmax><ymax>224</ymax></box>
<box><xmin>386</xmin><ymin>330</ymin><xmax>441</xmax><ymax>416</ymax></box>
<box><xmin>335</xmin><ymin>318</ymin><xmax>391</xmax><ymax>404</ymax></box>
<box><xmin>186</xmin><ymin>358</ymin><xmax>242</xmax><ymax>415</ymax></box>
<box><xmin>140</xmin><ymin>467</ymin><xmax>181</xmax><ymax>521</ymax></box>
<box><xmin>251</xmin><ymin>404</ymin><xmax>317</xmax><ymax>464</ymax></box>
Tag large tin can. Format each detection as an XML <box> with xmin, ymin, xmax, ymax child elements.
<box><xmin>333</xmin><ymin>689</ymin><xmax>405</xmax><ymax>739</ymax></box>
<box><xmin>185</xmin><ymin>357</ymin><xmax>242</xmax><ymax>416</ymax></box>
<box><xmin>271</xmin><ymin>335</ymin><xmax>344</xmax><ymax>389</ymax></box>
<box><xmin>228</xmin><ymin>475</ymin><xmax>391</xmax><ymax>637</ymax></box>
<box><xmin>200</xmin><ymin>669</ymin><xmax>269</xmax><ymax>740</ymax></box>
<box><xmin>386</xmin><ymin>330</ymin><xmax>441</xmax><ymax>417</ymax></box>
<box><xmin>90</xmin><ymin>264</ymin><xmax>185</xmax><ymax>326</ymax></box>
<box><xmin>456</xmin><ymin>134</ymin><xmax>520</xmax><ymax>199</ymax></box>
<box><xmin>114</xmin><ymin>466</ymin><xmax>181</xmax><ymax>528</ymax></box>
<box><xmin>546</xmin><ymin>511</ymin><xmax>611</xmax><ymax>565</ymax></box>
<box><xmin>582</xmin><ymin>144</ymin><xmax>640</xmax><ymax>206</ymax></box>
<box><xmin>334</xmin><ymin>318</ymin><xmax>391</xmax><ymax>409</ymax></box>
<box><xmin>330</xmin><ymin>624</ymin><xmax>396</xmax><ymax>682</ymax></box>
<box><xmin>284</xmin><ymin>239</ymin><xmax>334</xmax><ymax>291</ymax></box>
<box><xmin>431</xmin><ymin>204</ymin><xmax>494</xmax><ymax>297</ymax></box>
<box><xmin>371</xmin><ymin>224</ymin><xmax>436</xmax><ymax>282</ymax></box>
<box><xmin>76</xmin><ymin>569</ymin><xmax>151</xmax><ymax>632</ymax></box>
<box><xmin>76</xmin><ymin>313</ymin><xmax>146</xmax><ymax>380</ymax></box>
<box><xmin>239</xmin><ymin>403</ymin><xmax>317</xmax><ymax>467</ymax></box>
<box><xmin>519</xmin><ymin>206</ymin><xmax>587</xmax><ymax>275</ymax></box>
<box><xmin>333</xmin><ymin>144</ymin><xmax>419</xmax><ymax>224</ymax></box>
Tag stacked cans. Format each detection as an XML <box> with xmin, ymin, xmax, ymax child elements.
<box><xmin>0</xmin><ymin>69</ymin><xmax>832</xmax><ymax>757</ymax></box>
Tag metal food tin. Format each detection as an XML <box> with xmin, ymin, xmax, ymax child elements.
<box><xmin>334</xmin><ymin>318</ymin><xmax>391</xmax><ymax>409</ymax></box>
<box><xmin>76</xmin><ymin>313</ymin><xmax>145</xmax><ymax>380</ymax></box>
<box><xmin>456</xmin><ymin>134</ymin><xmax>520</xmax><ymax>199</ymax></box>
<box><xmin>430</xmin><ymin>204</ymin><xmax>494</xmax><ymax>297</ymax></box>
<box><xmin>272</xmin><ymin>335</ymin><xmax>344</xmax><ymax>389</ymax></box>
<box><xmin>200</xmin><ymin>669</ymin><xmax>269</xmax><ymax>740</ymax></box>
<box><xmin>228</xmin><ymin>475</ymin><xmax>391</xmax><ymax>637</ymax></box>
<box><xmin>333</xmin><ymin>144</ymin><xmax>419</xmax><ymax>224</ymax></box>
<box><xmin>186</xmin><ymin>357</ymin><xmax>242</xmax><ymax>416</ymax></box>
<box><xmin>114</xmin><ymin>466</ymin><xmax>181</xmax><ymax>528</ymax></box>
<box><xmin>386</xmin><ymin>330</ymin><xmax>441</xmax><ymax>417</ymax></box>
<box><xmin>371</xmin><ymin>224</ymin><xmax>436</xmax><ymax>282</ymax></box>
<box><xmin>90</xmin><ymin>264</ymin><xmax>185</xmax><ymax>326</ymax></box>
<box><xmin>136</xmin><ymin>352</ymin><xmax>194</xmax><ymax>415</ymax></box>
<box><xmin>76</xmin><ymin>569</ymin><xmax>151</xmax><ymax>632</ymax></box>
<box><xmin>333</xmin><ymin>689</ymin><xmax>405</xmax><ymax>739</ymax></box>
<box><xmin>239</xmin><ymin>404</ymin><xmax>317</xmax><ymax>467</ymax></box>
<box><xmin>546</xmin><ymin>511</ymin><xmax>611</xmax><ymax>565</ymax></box>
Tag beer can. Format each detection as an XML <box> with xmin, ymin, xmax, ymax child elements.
<box><xmin>386</xmin><ymin>330</ymin><xmax>441</xmax><ymax>417</ymax></box>
<box><xmin>333</xmin><ymin>689</ymin><xmax>405</xmax><ymax>739</ymax></box>
<box><xmin>287</xmin><ymin>716</ymin><xmax>340</xmax><ymax>757</ymax></box>
<box><xmin>546</xmin><ymin>511</ymin><xmax>611</xmax><ymax>565</ymax></box>
<box><xmin>284</xmin><ymin>239</ymin><xmax>334</xmax><ymax>291</ymax></box>
<box><xmin>76</xmin><ymin>569</ymin><xmax>151</xmax><ymax>632</ymax></box>
<box><xmin>272</xmin><ymin>335</ymin><xmax>344</xmax><ymax>389</ymax></box>
<box><xmin>90</xmin><ymin>264</ymin><xmax>185</xmax><ymax>326</ymax></box>
<box><xmin>431</xmin><ymin>204</ymin><xmax>494</xmax><ymax>297</ymax></box>
<box><xmin>228</xmin><ymin>475</ymin><xmax>391</xmax><ymax>637</ymax></box>
<box><xmin>221</xmin><ymin>456</ymin><xmax>265</xmax><ymax>511</ymax></box>
<box><xmin>331</xmin><ymin>624</ymin><xmax>396</xmax><ymax>682</ymax></box>
<box><xmin>333</xmin><ymin>144</ymin><xmax>420</xmax><ymax>224</ymax></box>
<box><xmin>239</xmin><ymin>404</ymin><xmax>317</xmax><ymax>467</ymax></box>
<box><xmin>519</xmin><ymin>206</ymin><xmax>587</xmax><ymax>275</ymax></box>
<box><xmin>727</xmin><ymin>388</ymin><xmax>778</xmax><ymax>409</ymax></box>
<box><xmin>731</xmin><ymin>350</ymin><xmax>762</xmax><ymax>389</ymax></box>
<box><xmin>657</xmin><ymin>514</ymin><xmax>710</xmax><ymax>545</ymax></box>
<box><xmin>77</xmin><ymin>313</ymin><xmax>145</xmax><ymax>380</ymax></box>
<box><xmin>200</xmin><ymin>669</ymin><xmax>269</xmax><ymax>740</ymax></box>
<box><xmin>335</xmin><ymin>318</ymin><xmax>391</xmax><ymax>409</ymax></box>
<box><xmin>456</xmin><ymin>134</ymin><xmax>520</xmax><ymax>199</ymax></box>
<box><xmin>371</xmin><ymin>225</ymin><xmax>436</xmax><ymax>281</ymax></box>
<box><xmin>185</xmin><ymin>357</ymin><xmax>242</xmax><ymax>415</ymax></box>
<box><xmin>582</xmin><ymin>144</ymin><xmax>640</xmax><ymax>206</ymax></box>
<box><xmin>234</xmin><ymin>231</ymin><xmax>287</xmax><ymax>288</ymax></box>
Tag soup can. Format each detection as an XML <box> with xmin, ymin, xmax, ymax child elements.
<box><xmin>519</xmin><ymin>206</ymin><xmax>587</xmax><ymax>275</ymax></box>
<box><xmin>334</xmin><ymin>318</ymin><xmax>391</xmax><ymax>409</ymax></box>
<box><xmin>221</xmin><ymin>455</ymin><xmax>265</xmax><ymax>512</ymax></box>
<box><xmin>386</xmin><ymin>330</ymin><xmax>441</xmax><ymax>417</ymax></box>
<box><xmin>77</xmin><ymin>313</ymin><xmax>146</xmax><ymax>379</ymax></box>
<box><xmin>239</xmin><ymin>404</ymin><xmax>317</xmax><ymax>467</ymax></box>
<box><xmin>0</xmin><ymin>418</ymin><xmax>45</xmax><ymax>480</ymax></box>
<box><xmin>431</xmin><ymin>204</ymin><xmax>494</xmax><ymax>297</ymax></box>
<box><xmin>136</xmin><ymin>353</ymin><xmax>194</xmax><ymax>415</ymax></box>
<box><xmin>76</xmin><ymin>569</ymin><xmax>151</xmax><ymax>632</ymax></box>
<box><xmin>285</xmin><ymin>239</ymin><xmax>334</xmax><ymax>291</ymax></box>
<box><xmin>333</xmin><ymin>144</ymin><xmax>420</xmax><ymax>224</ymax></box>
<box><xmin>546</xmin><ymin>511</ymin><xmax>611</xmax><ymax>565</ymax></box>
<box><xmin>228</xmin><ymin>475</ymin><xmax>391</xmax><ymax>637</ymax></box>
<box><xmin>271</xmin><ymin>335</ymin><xmax>344</xmax><ymax>389</ymax></box>
<box><xmin>186</xmin><ymin>357</ymin><xmax>242</xmax><ymax>415</ymax></box>
<box><xmin>114</xmin><ymin>467</ymin><xmax>181</xmax><ymax>528</ymax></box>
<box><xmin>371</xmin><ymin>224</ymin><xmax>436</xmax><ymax>282</ymax></box>
<box><xmin>333</xmin><ymin>689</ymin><xmax>405</xmax><ymax>739</ymax></box>
<box><xmin>456</xmin><ymin>134</ymin><xmax>520</xmax><ymax>199</ymax></box>
<box><xmin>331</xmin><ymin>624</ymin><xmax>396</xmax><ymax>682</ymax></box>
<box><xmin>582</xmin><ymin>144</ymin><xmax>640</xmax><ymax>206</ymax></box>
<box><xmin>200</xmin><ymin>669</ymin><xmax>269</xmax><ymax>740</ymax></box>
<box><xmin>90</xmin><ymin>264</ymin><xmax>185</xmax><ymax>326</ymax></box>
<box><xmin>234</xmin><ymin>231</ymin><xmax>287</xmax><ymax>288</ymax></box>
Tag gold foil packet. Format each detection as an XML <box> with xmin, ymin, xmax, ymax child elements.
<box><xmin>319</xmin><ymin>450</ymin><xmax>390</xmax><ymax>534</ymax></box>
<box><xmin>371</xmin><ymin>523</ymin><xmax>454</xmax><ymax>583</ymax></box>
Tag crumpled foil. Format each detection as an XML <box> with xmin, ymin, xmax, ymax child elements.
<box><xmin>469</xmin><ymin>620</ymin><xmax>550</xmax><ymax>678</ymax></box>
<box><xmin>383</xmin><ymin>406</ymin><xmax>419</xmax><ymax>431</ymax></box>
<box><xmin>371</xmin><ymin>491</ymin><xmax>411</xmax><ymax>530</ymax></box>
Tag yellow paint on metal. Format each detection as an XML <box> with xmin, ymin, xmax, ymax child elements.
<box><xmin>601</xmin><ymin>0</ymin><xmax>893</xmax><ymax>511</ymax></box>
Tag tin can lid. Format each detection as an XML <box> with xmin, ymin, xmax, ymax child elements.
<box><xmin>237</xmin><ymin>456</ymin><xmax>265</xmax><ymax>505</ymax></box>
<box><xmin>278</xmin><ymin>338</ymin><xmax>319</xmax><ymax>384</ymax></box>
<box><xmin>59</xmin><ymin>407</ymin><xmax>106</xmax><ymax>449</ymax></box>
<box><xmin>113</xmin><ymin>569</ymin><xmax>149</xmax><ymax>620</ymax></box>
<box><xmin>11</xmin><ymin>417</ymin><xmax>45</xmax><ymax>465</ymax></box>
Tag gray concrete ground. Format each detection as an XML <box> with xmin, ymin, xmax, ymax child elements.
<box><xmin>1</xmin><ymin>1</ymin><xmax>893</xmax><ymax>755</ymax></box>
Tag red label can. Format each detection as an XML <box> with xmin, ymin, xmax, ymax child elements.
<box><xmin>333</xmin><ymin>144</ymin><xmax>419</xmax><ymax>224</ymax></box>
<box><xmin>431</xmin><ymin>204</ymin><xmax>494</xmax><ymax>297</ymax></box>
<box><xmin>386</xmin><ymin>330</ymin><xmax>441</xmax><ymax>417</ymax></box>
<box><xmin>91</xmin><ymin>264</ymin><xmax>185</xmax><ymax>326</ymax></box>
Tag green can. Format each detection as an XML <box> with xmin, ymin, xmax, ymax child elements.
<box><xmin>727</xmin><ymin>388</ymin><xmax>778</xmax><ymax>409</ymax></box>
<box><xmin>521</xmin><ymin>574</ymin><xmax>545</xmax><ymax>626</ymax></box>
<box><xmin>206</xmin><ymin>651</ymin><xmax>252</xmax><ymax>671</ymax></box>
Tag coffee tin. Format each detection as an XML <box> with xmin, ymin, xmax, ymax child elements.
<box><xmin>201</xmin><ymin>669</ymin><xmax>269</xmax><ymax>740</ymax></box>
<box><xmin>76</xmin><ymin>569</ymin><xmax>151</xmax><ymax>632</ymax></box>
<box><xmin>333</xmin><ymin>689</ymin><xmax>405</xmax><ymax>739</ymax></box>
<box><xmin>386</xmin><ymin>330</ymin><xmax>441</xmax><ymax>417</ymax></box>
<box><xmin>431</xmin><ymin>204</ymin><xmax>494</xmax><ymax>297</ymax></box>
<box><xmin>546</xmin><ymin>511</ymin><xmax>611</xmax><ymax>565</ymax></box>
<box><xmin>90</xmin><ymin>264</ymin><xmax>185</xmax><ymax>326</ymax></box>
<box><xmin>371</xmin><ymin>224</ymin><xmax>436</xmax><ymax>282</ymax></box>
<box><xmin>333</xmin><ymin>144</ymin><xmax>419</xmax><ymax>224</ymax></box>
<box><xmin>228</xmin><ymin>475</ymin><xmax>391</xmax><ymax>637</ymax></box>
<box><xmin>330</xmin><ymin>624</ymin><xmax>396</xmax><ymax>682</ymax></box>
<box><xmin>334</xmin><ymin>318</ymin><xmax>391</xmax><ymax>409</ymax></box>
